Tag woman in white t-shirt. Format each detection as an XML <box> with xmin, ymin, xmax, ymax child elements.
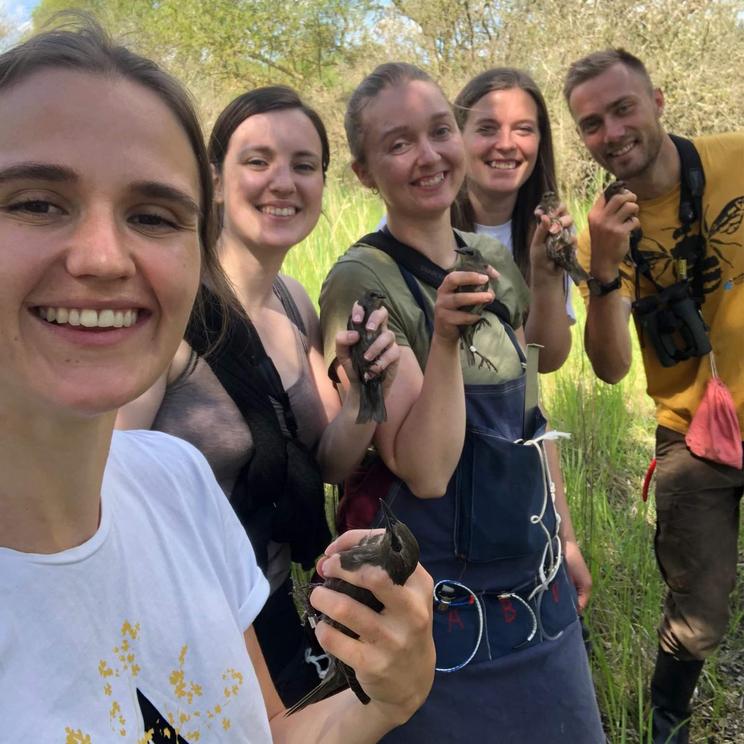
<box><xmin>0</xmin><ymin>18</ymin><xmax>434</xmax><ymax>743</ymax></box>
<box><xmin>452</xmin><ymin>68</ymin><xmax>577</xmax><ymax>372</ymax></box>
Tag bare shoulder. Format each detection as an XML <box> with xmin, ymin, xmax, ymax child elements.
<box><xmin>279</xmin><ymin>273</ymin><xmax>320</xmax><ymax>332</ymax></box>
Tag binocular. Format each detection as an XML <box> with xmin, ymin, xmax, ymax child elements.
<box><xmin>633</xmin><ymin>280</ymin><xmax>711</xmax><ymax>367</ymax></box>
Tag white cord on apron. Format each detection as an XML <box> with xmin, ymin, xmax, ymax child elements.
<box><xmin>434</xmin><ymin>431</ymin><xmax>572</xmax><ymax>672</ymax></box>
<box><xmin>433</xmin><ymin>579</ymin><xmax>484</xmax><ymax>673</ymax></box>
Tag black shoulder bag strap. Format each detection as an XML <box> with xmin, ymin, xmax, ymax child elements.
<box><xmin>186</xmin><ymin>288</ymin><xmax>329</xmax><ymax>569</ymax></box>
<box><xmin>185</xmin><ymin>290</ymin><xmax>288</xmax><ymax>568</ymax></box>
<box><xmin>669</xmin><ymin>134</ymin><xmax>706</xmax><ymax>305</ymax></box>
<box><xmin>358</xmin><ymin>228</ymin><xmax>512</xmax><ymax>328</ymax></box>
<box><xmin>629</xmin><ymin>135</ymin><xmax>706</xmax><ymax>302</ymax></box>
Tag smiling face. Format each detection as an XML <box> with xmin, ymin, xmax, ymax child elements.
<box><xmin>0</xmin><ymin>69</ymin><xmax>202</xmax><ymax>419</ymax></box>
<box><xmin>461</xmin><ymin>87</ymin><xmax>540</xmax><ymax>209</ymax></box>
<box><xmin>214</xmin><ymin>108</ymin><xmax>324</xmax><ymax>254</ymax></box>
<box><xmin>568</xmin><ymin>62</ymin><xmax>665</xmax><ymax>181</ymax></box>
<box><xmin>352</xmin><ymin>80</ymin><xmax>465</xmax><ymax>221</ymax></box>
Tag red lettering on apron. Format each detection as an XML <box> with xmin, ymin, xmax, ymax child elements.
<box><xmin>551</xmin><ymin>581</ymin><xmax>560</xmax><ymax>603</ymax></box>
<box><xmin>499</xmin><ymin>597</ymin><xmax>517</xmax><ymax>624</ymax></box>
<box><xmin>448</xmin><ymin>609</ymin><xmax>465</xmax><ymax>632</ymax></box>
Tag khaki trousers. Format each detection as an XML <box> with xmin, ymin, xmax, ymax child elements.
<box><xmin>654</xmin><ymin>425</ymin><xmax>743</xmax><ymax>660</ymax></box>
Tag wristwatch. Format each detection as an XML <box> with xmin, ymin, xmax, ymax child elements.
<box><xmin>586</xmin><ymin>274</ymin><xmax>621</xmax><ymax>297</ymax></box>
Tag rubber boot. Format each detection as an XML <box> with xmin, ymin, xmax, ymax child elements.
<box><xmin>650</xmin><ymin>648</ymin><xmax>704</xmax><ymax>744</ymax></box>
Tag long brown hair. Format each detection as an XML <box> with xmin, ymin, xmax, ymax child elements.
<box><xmin>0</xmin><ymin>14</ymin><xmax>235</xmax><ymax>345</ymax></box>
<box><xmin>452</xmin><ymin>68</ymin><xmax>557</xmax><ymax>281</ymax></box>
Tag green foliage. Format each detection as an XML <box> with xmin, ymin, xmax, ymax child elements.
<box><xmin>285</xmin><ymin>186</ymin><xmax>743</xmax><ymax>742</ymax></box>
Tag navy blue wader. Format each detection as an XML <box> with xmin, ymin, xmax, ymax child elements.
<box><xmin>379</xmin><ymin>265</ymin><xmax>605</xmax><ymax>743</ymax></box>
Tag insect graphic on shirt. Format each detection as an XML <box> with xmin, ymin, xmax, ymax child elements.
<box><xmin>627</xmin><ymin>194</ymin><xmax>744</xmax><ymax>296</ymax></box>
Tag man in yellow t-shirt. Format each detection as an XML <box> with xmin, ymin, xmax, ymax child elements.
<box><xmin>564</xmin><ymin>48</ymin><xmax>744</xmax><ymax>743</ymax></box>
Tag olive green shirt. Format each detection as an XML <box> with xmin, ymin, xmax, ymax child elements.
<box><xmin>319</xmin><ymin>230</ymin><xmax>530</xmax><ymax>384</ymax></box>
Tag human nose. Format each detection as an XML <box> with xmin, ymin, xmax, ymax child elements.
<box><xmin>493</xmin><ymin>128</ymin><xmax>516</xmax><ymax>152</ymax></box>
<box><xmin>416</xmin><ymin>137</ymin><xmax>441</xmax><ymax>166</ymax></box>
<box><xmin>604</xmin><ymin>115</ymin><xmax>626</xmax><ymax>142</ymax></box>
<box><xmin>268</xmin><ymin>162</ymin><xmax>296</xmax><ymax>195</ymax></box>
<box><xmin>64</xmin><ymin>207</ymin><xmax>135</xmax><ymax>280</ymax></box>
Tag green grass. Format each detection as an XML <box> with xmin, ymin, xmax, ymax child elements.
<box><xmin>283</xmin><ymin>181</ymin><xmax>742</xmax><ymax>743</ymax></box>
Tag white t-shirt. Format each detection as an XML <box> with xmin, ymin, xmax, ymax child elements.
<box><xmin>377</xmin><ymin>215</ymin><xmax>576</xmax><ymax>321</ymax></box>
<box><xmin>0</xmin><ymin>430</ymin><xmax>272</xmax><ymax>743</ymax></box>
<box><xmin>475</xmin><ymin>221</ymin><xmax>576</xmax><ymax>322</ymax></box>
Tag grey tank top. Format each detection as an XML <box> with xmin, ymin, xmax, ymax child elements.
<box><xmin>152</xmin><ymin>287</ymin><xmax>327</xmax><ymax>591</ymax></box>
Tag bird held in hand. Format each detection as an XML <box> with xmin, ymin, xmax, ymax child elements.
<box><xmin>348</xmin><ymin>290</ymin><xmax>387</xmax><ymax>424</ymax></box>
<box><xmin>538</xmin><ymin>191</ymin><xmax>588</xmax><ymax>286</ymax></box>
<box><xmin>603</xmin><ymin>180</ymin><xmax>643</xmax><ymax>245</ymax></box>
<box><xmin>286</xmin><ymin>501</ymin><xmax>420</xmax><ymax>715</ymax></box>
<box><xmin>448</xmin><ymin>246</ymin><xmax>498</xmax><ymax>371</ymax></box>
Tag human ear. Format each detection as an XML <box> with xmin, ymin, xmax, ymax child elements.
<box><xmin>653</xmin><ymin>88</ymin><xmax>665</xmax><ymax>117</ymax></box>
<box><xmin>211</xmin><ymin>163</ymin><xmax>224</xmax><ymax>205</ymax></box>
<box><xmin>351</xmin><ymin>160</ymin><xmax>375</xmax><ymax>190</ymax></box>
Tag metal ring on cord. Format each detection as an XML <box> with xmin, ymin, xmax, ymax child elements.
<box><xmin>432</xmin><ymin>579</ymin><xmax>484</xmax><ymax>673</ymax></box>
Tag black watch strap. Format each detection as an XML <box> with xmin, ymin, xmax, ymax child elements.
<box><xmin>587</xmin><ymin>274</ymin><xmax>621</xmax><ymax>296</ymax></box>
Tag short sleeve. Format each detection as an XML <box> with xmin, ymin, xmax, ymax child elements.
<box><xmin>319</xmin><ymin>248</ymin><xmax>417</xmax><ymax>370</ymax></box>
<box><xmin>215</xmin><ymin>490</ymin><xmax>270</xmax><ymax>631</ymax></box>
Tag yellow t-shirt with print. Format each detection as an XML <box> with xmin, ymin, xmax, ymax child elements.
<box><xmin>578</xmin><ymin>132</ymin><xmax>744</xmax><ymax>435</ymax></box>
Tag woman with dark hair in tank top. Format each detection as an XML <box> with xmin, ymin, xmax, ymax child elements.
<box><xmin>117</xmin><ymin>86</ymin><xmax>400</xmax><ymax>706</ymax></box>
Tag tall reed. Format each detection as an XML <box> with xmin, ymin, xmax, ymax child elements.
<box><xmin>284</xmin><ymin>182</ymin><xmax>742</xmax><ymax>743</ymax></box>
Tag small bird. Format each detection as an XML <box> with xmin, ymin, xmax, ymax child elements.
<box><xmin>348</xmin><ymin>290</ymin><xmax>387</xmax><ymax>424</ymax></box>
<box><xmin>603</xmin><ymin>180</ymin><xmax>643</xmax><ymax>245</ymax></box>
<box><xmin>448</xmin><ymin>246</ymin><xmax>498</xmax><ymax>371</ymax></box>
<box><xmin>286</xmin><ymin>500</ymin><xmax>420</xmax><ymax>715</ymax></box>
<box><xmin>537</xmin><ymin>191</ymin><xmax>589</xmax><ymax>286</ymax></box>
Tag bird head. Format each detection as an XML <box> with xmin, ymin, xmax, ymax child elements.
<box><xmin>361</xmin><ymin>290</ymin><xmax>386</xmax><ymax>312</ymax></box>
<box><xmin>379</xmin><ymin>499</ymin><xmax>419</xmax><ymax>585</ymax></box>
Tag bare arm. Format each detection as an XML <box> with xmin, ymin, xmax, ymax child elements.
<box><xmin>583</xmin><ymin>191</ymin><xmax>639</xmax><ymax>383</ymax></box>
<box><xmin>372</xmin><ymin>271</ymin><xmax>496</xmax><ymax>499</ymax></box>
<box><xmin>524</xmin><ymin>210</ymin><xmax>573</xmax><ymax>372</ymax></box>
<box><xmin>252</xmin><ymin>530</ymin><xmax>435</xmax><ymax>743</ymax></box>
<box><xmin>285</xmin><ymin>277</ymin><xmax>399</xmax><ymax>484</ymax></box>
<box><xmin>546</xmin><ymin>438</ymin><xmax>592</xmax><ymax>612</ymax></box>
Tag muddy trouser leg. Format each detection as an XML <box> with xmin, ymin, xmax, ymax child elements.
<box><xmin>651</xmin><ymin>426</ymin><xmax>744</xmax><ymax>741</ymax></box>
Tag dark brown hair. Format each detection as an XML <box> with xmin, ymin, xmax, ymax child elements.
<box><xmin>0</xmin><ymin>14</ymin><xmax>234</xmax><ymax>342</ymax></box>
<box><xmin>563</xmin><ymin>48</ymin><xmax>653</xmax><ymax>103</ymax></box>
<box><xmin>453</xmin><ymin>68</ymin><xmax>557</xmax><ymax>281</ymax></box>
<box><xmin>344</xmin><ymin>62</ymin><xmax>440</xmax><ymax>165</ymax></box>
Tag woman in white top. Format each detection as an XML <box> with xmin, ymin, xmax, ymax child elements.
<box><xmin>0</xmin><ymin>18</ymin><xmax>433</xmax><ymax>742</ymax></box>
<box><xmin>453</xmin><ymin>68</ymin><xmax>577</xmax><ymax>372</ymax></box>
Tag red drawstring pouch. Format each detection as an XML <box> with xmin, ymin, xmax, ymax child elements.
<box><xmin>685</xmin><ymin>352</ymin><xmax>743</xmax><ymax>470</ymax></box>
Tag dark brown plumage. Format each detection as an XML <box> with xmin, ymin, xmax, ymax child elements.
<box><xmin>348</xmin><ymin>290</ymin><xmax>387</xmax><ymax>424</ymax></box>
<box><xmin>538</xmin><ymin>191</ymin><xmax>589</xmax><ymax>286</ymax></box>
<box><xmin>286</xmin><ymin>501</ymin><xmax>420</xmax><ymax>715</ymax></box>
<box><xmin>447</xmin><ymin>246</ymin><xmax>497</xmax><ymax>371</ymax></box>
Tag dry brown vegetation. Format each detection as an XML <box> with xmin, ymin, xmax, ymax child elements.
<box><xmin>30</xmin><ymin>0</ymin><xmax>744</xmax><ymax>200</ymax></box>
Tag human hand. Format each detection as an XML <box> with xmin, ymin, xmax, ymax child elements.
<box><xmin>433</xmin><ymin>266</ymin><xmax>498</xmax><ymax>345</ymax></box>
<box><xmin>532</xmin><ymin>200</ymin><xmax>575</xmax><ymax>282</ymax></box>
<box><xmin>312</xmin><ymin>530</ymin><xmax>435</xmax><ymax>726</ymax></box>
<box><xmin>563</xmin><ymin>539</ymin><xmax>592</xmax><ymax>613</ymax></box>
<box><xmin>336</xmin><ymin>301</ymin><xmax>400</xmax><ymax>394</ymax></box>
<box><xmin>587</xmin><ymin>185</ymin><xmax>640</xmax><ymax>280</ymax></box>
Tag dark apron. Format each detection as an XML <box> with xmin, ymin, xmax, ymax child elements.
<box><xmin>378</xmin><ymin>267</ymin><xmax>604</xmax><ymax>742</ymax></box>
